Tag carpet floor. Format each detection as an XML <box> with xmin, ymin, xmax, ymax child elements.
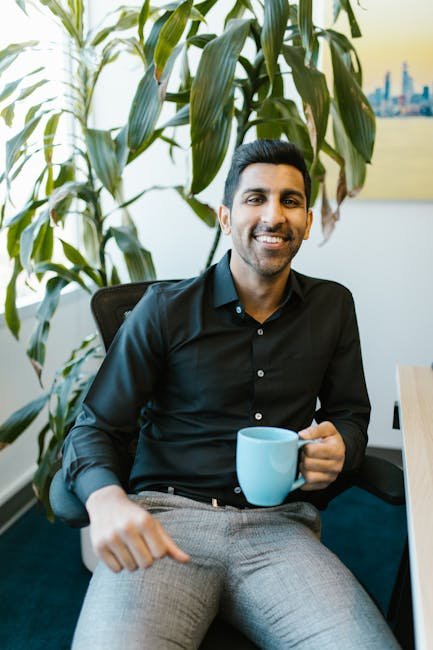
<box><xmin>0</xmin><ymin>487</ymin><xmax>407</xmax><ymax>649</ymax></box>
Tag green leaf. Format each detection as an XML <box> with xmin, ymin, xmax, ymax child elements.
<box><xmin>1</xmin><ymin>103</ymin><xmax>15</xmax><ymax>126</ymax></box>
<box><xmin>17</xmin><ymin>78</ymin><xmax>48</xmax><ymax>101</ymax></box>
<box><xmin>298</xmin><ymin>0</ymin><xmax>314</xmax><ymax>63</ymax></box>
<box><xmin>324</xmin><ymin>29</ymin><xmax>362</xmax><ymax>85</ymax></box>
<box><xmin>334</xmin><ymin>0</ymin><xmax>361</xmax><ymax>38</ymax></box>
<box><xmin>0</xmin><ymin>76</ymin><xmax>28</xmax><ymax>102</ymax></box>
<box><xmin>33</xmin><ymin>262</ymin><xmax>91</xmax><ymax>293</ymax></box>
<box><xmin>110</xmin><ymin>226</ymin><xmax>156</xmax><ymax>281</ymax></box>
<box><xmin>224</xmin><ymin>0</ymin><xmax>248</xmax><ymax>27</ymax></box>
<box><xmin>154</xmin><ymin>0</ymin><xmax>193</xmax><ymax>81</ymax></box>
<box><xmin>139</xmin><ymin>0</ymin><xmax>151</xmax><ymax>47</ymax></box>
<box><xmin>6</xmin><ymin>113</ymin><xmax>43</xmax><ymax>176</ymax></box>
<box><xmin>190</xmin><ymin>95</ymin><xmax>234</xmax><ymax>194</ymax></box>
<box><xmin>85</xmin><ymin>128</ymin><xmax>122</xmax><ymax>196</ymax></box>
<box><xmin>329</xmin><ymin>40</ymin><xmax>375</xmax><ymax>162</ymax></box>
<box><xmin>161</xmin><ymin>104</ymin><xmax>189</xmax><ymax>128</ymax></box>
<box><xmin>114</xmin><ymin>125</ymin><xmax>129</xmax><ymax>169</ymax></box>
<box><xmin>33</xmin><ymin>220</ymin><xmax>54</xmax><ymax>265</ymax></box>
<box><xmin>15</xmin><ymin>0</ymin><xmax>28</xmax><ymax>14</ymax></box>
<box><xmin>20</xmin><ymin>210</ymin><xmax>49</xmax><ymax>272</ymax></box>
<box><xmin>260</xmin><ymin>0</ymin><xmax>289</xmax><ymax>85</ymax></box>
<box><xmin>256</xmin><ymin>67</ymin><xmax>284</xmax><ymax>139</ymax></box>
<box><xmin>5</xmin><ymin>257</ymin><xmax>22</xmax><ymax>339</ymax></box>
<box><xmin>59</xmin><ymin>240</ymin><xmax>103</xmax><ymax>287</ymax></box>
<box><xmin>90</xmin><ymin>8</ymin><xmax>141</xmax><ymax>46</ymax></box>
<box><xmin>127</xmin><ymin>64</ymin><xmax>162</xmax><ymax>153</ymax></box>
<box><xmin>110</xmin><ymin>264</ymin><xmax>121</xmax><ymax>286</ymax></box>
<box><xmin>144</xmin><ymin>11</ymin><xmax>171</xmax><ymax>63</ymax></box>
<box><xmin>331</xmin><ymin>101</ymin><xmax>366</xmax><ymax>195</ymax></box>
<box><xmin>43</xmin><ymin>112</ymin><xmax>60</xmax><ymax>163</ymax></box>
<box><xmin>39</xmin><ymin>0</ymin><xmax>82</xmax><ymax>44</ymax></box>
<box><xmin>175</xmin><ymin>187</ymin><xmax>216</xmax><ymax>227</ymax></box>
<box><xmin>68</xmin><ymin>0</ymin><xmax>84</xmax><ymax>38</ymax></box>
<box><xmin>282</xmin><ymin>45</ymin><xmax>330</xmax><ymax>154</ymax></box>
<box><xmin>190</xmin><ymin>18</ymin><xmax>250</xmax><ymax>144</ymax></box>
<box><xmin>273</xmin><ymin>98</ymin><xmax>314</xmax><ymax>165</ymax></box>
<box><xmin>0</xmin><ymin>41</ymin><xmax>38</xmax><ymax>75</ymax></box>
<box><xmin>0</xmin><ymin>393</ymin><xmax>49</xmax><ymax>447</ymax></box>
<box><xmin>27</xmin><ymin>276</ymin><xmax>68</xmax><ymax>371</ymax></box>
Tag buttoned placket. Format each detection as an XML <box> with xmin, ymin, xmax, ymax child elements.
<box><xmin>251</xmin><ymin>323</ymin><xmax>269</xmax><ymax>425</ymax></box>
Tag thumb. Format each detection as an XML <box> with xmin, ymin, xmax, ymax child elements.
<box><xmin>298</xmin><ymin>425</ymin><xmax>320</xmax><ymax>440</ymax></box>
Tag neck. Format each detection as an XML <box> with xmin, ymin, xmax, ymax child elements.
<box><xmin>230</xmin><ymin>260</ymin><xmax>291</xmax><ymax>323</ymax></box>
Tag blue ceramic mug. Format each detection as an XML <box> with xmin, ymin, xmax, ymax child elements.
<box><xmin>236</xmin><ymin>426</ymin><xmax>313</xmax><ymax>506</ymax></box>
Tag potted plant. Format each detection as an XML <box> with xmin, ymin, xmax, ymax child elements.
<box><xmin>0</xmin><ymin>0</ymin><xmax>374</xmax><ymax>517</ymax></box>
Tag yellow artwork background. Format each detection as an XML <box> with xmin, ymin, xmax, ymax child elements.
<box><xmin>325</xmin><ymin>0</ymin><xmax>433</xmax><ymax>200</ymax></box>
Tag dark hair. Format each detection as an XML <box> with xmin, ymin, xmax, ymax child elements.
<box><xmin>223</xmin><ymin>139</ymin><xmax>311</xmax><ymax>209</ymax></box>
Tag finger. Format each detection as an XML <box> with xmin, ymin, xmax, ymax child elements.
<box><xmin>302</xmin><ymin>441</ymin><xmax>342</xmax><ymax>460</ymax></box>
<box><xmin>106</xmin><ymin>534</ymin><xmax>139</xmax><ymax>572</ymax></box>
<box><xmin>299</xmin><ymin>421</ymin><xmax>337</xmax><ymax>440</ymax></box>
<box><xmin>98</xmin><ymin>547</ymin><xmax>123</xmax><ymax>573</ymax></box>
<box><xmin>300</xmin><ymin>481</ymin><xmax>331</xmax><ymax>491</ymax></box>
<box><xmin>121</xmin><ymin>529</ymin><xmax>154</xmax><ymax>569</ymax></box>
<box><xmin>300</xmin><ymin>465</ymin><xmax>339</xmax><ymax>485</ymax></box>
<box><xmin>301</xmin><ymin>456</ymin><xmax>341</xmax><ymax>472</ymax></box>
<box><xmin>141</xmin><ymin>518</ymin><xmax>190</xmax><ymax>564</ymax></box>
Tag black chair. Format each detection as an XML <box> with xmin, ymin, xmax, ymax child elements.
<box><xmin>50</xmin><ymin>281</ymin><xmax>409</xmax><ymax>649</ymax></box>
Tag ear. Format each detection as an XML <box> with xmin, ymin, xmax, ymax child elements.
<box><xmin>218</xmin><ymin>204</ymin><xmax>231</xmax><ymax>235</ymax></box>
<box><xmin>303</xmin><ymin>209</ymin><xmax>313</xmax><ymax>241</ymax></box>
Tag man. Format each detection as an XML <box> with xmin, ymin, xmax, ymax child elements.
<box><xmin>64</xmin><ymin>140</ymin><xmax>399</xmax><ymax>649</ymax></box>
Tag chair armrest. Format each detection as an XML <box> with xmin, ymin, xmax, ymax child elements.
<box><xmin>49</xmin><ymin>470</ymin><xmax>90</xmax><ymax>528</ymax></box>
<box><xmin>355</xmin><ymin>455</ymin><xmax>405</xmax><ymax>506</ymax></box>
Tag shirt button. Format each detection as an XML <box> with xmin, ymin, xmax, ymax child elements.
<box><xmin>234</xmin><ymin>486</ymin><xmax>242</xmax><ymax>494</ymax></box>
<box><xmin>235</xmin><ymin>305</ymin><xmax>242</xmax><ymax>314</ymax></box>
<box><xmin>257</xmin><ymin>328</ymin><xmax>264</xmax><ymax>335</ymax></box>
<box><xmin>254</xmin><ymin>412</ymin><xmax>263</xmax><ymax>420</ymax></box>
<box><xmin>257</xmin><ymin>369</ymin><xmax>264</xmax><ymax>378</ymax></box>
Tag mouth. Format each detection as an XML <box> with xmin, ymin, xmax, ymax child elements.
<box><xmin>253</xmin><ymin>232</ymin><xmax>292</xmax><ymax>249</ymax></box>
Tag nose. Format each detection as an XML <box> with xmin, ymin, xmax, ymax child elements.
<box><xmin>261</xmin><ymin>196</ymin><xmax>285</xmax><ymax>226</ymax></box>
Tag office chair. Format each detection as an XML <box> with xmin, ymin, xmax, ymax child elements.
<box><xmin>50</xmin><ymin>281</ymin><xmax>409</xmax><ymax>650</ymax></box>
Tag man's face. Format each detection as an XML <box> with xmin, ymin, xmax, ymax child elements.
<box><xmin>219</xmin><ymin>163</ymin><xmax>313</xmax><ymax>280</ymax></box>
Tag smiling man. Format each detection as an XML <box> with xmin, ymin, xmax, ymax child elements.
<box><xmin>65</xmin><ymin>140</ymin><xmax>399</xmax><ymax>649</ymax></box>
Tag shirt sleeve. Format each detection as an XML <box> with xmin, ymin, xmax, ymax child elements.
<box><xmin>315</xmin><ymin>288</ymin><xmax>371</xmax><ymax>471</ymax></box>
<box><xmin>61</xmin><ymin>284</ymin><xmax>166</xmax><ymax>504</ymax></box>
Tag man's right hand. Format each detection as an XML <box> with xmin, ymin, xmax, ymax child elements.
<box><xmin>85</xmin><ymin>485</ymin><xmax>190</xmax><ymax>573</ymax></box>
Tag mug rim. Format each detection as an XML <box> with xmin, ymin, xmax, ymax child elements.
<box><xmin>238</xmin><ymin>426</ymin><xmax>298</xmax><ymax>443</ymax></box>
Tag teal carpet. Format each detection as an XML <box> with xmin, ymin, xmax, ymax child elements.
<box><xmin>0</xmin><ymin>487</ymin><xmax>407</xmax><ymax>649</ymax></box>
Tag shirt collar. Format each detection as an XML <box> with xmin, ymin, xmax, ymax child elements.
<box><xmin>212</xmin><ymin>251</ymin><xmax>305</xmax><ymax>308</ymax></box>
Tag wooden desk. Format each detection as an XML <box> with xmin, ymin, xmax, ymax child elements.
<box><xmin>397</xmin><ymin>365</ymin><xmax>433</xmax><ymax>650</ymax></box>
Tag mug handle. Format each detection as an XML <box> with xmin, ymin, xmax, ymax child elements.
<box><xmin>291</xmin><ymin>438</ymin><xmax>321</xmax><ymax>492</ymax></box>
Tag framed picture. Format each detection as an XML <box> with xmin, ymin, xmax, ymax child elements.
<box><xmin>331</xmin><ymin>0</ymin><xmax>433</xmax><ymax>200</ymax></box>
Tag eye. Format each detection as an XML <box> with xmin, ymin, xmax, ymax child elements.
<box><xmin>246</xmin><ymin>194</ymin><xmax>265</xmax><ymax>204</ymax></box>
<box><xmin>282</xmin><ymin>196</ymin><xmax>300</xmax><ymax>207</ymax></box>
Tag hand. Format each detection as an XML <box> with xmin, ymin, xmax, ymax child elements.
<box><xmin>86</xmin><ymin>485</ymin><xmax>190</xmax><ymax>573</ymax></box>
<box><xmin>298</xmin><ymin>421</ymin><xmax>345</xmax><ymax>491</ymax></box>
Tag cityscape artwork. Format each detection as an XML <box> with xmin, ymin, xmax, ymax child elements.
<box><xmin>331</xmin><ymin>1</ymin><xmax>433</xmax><ymax>200</ymax></box>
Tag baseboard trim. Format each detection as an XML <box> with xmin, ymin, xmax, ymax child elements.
<box><xmin>0</xmin><ymin>480</ymin><xmax>35</xmax><ymax>534</ymax></box>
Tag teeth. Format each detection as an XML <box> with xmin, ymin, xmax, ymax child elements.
<box><xmin>256</xmin><ymin>235</ymin><xmax>284</xmax><ymax>244</ymax></box>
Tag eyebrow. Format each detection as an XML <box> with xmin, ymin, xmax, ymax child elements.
<box><xmin>241</xmin><ymin>187</ymin><xmax>305</xmax><ymax>201</ymax></box>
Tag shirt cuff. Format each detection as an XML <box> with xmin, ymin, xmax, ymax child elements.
<box><xmin>72</xmin><ymin>467</ymin><xmax>123</xmax><ymax>505</ymax></box>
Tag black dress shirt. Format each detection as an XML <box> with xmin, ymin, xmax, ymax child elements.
<box><xmin>63</xmin><ymin>252</ymin><xmax>370</xmax><ymax>508</ymax></box>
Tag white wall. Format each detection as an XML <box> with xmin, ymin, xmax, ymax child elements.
<box><xmin>0</xmin><ymin>291</ymin><xmax>94</xmax><ymax>505</ymax></box>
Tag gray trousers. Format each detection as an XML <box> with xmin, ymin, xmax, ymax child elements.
<box><xmin>72</xmin><ymin>492</ymin><xmax>400</xmax><ymax>650</ymax></box>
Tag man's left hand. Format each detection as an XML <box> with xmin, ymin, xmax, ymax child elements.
<box><xmin>298</xmin><ymin>421</ymin><xmax>345</xmax><ymax>491</ymax></box>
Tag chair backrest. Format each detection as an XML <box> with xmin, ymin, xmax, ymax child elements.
<box><xmin>91</xmin><ymin>280</ymin><xmax>177</xmax><ymax>351</ymax></box>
